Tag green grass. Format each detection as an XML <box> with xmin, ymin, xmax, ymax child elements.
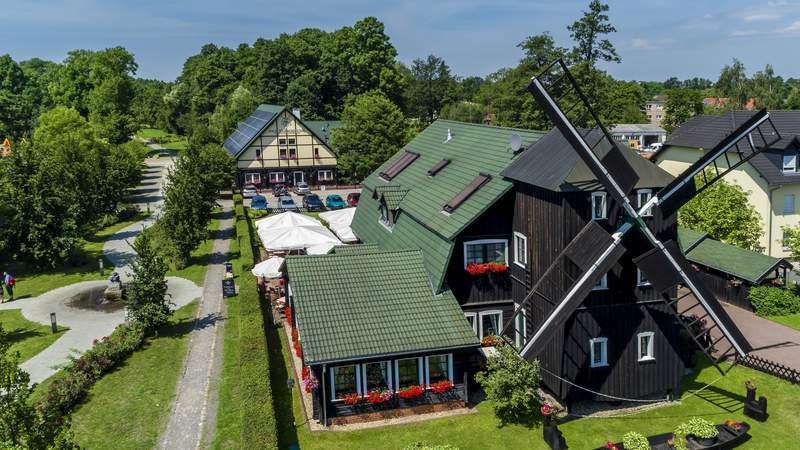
<box><xmin>0</xmin><ymin>309</ymin><xmax>68</xmax><ymax>362</ymax></box>
<box><xmin>766</xmin><ymin>313</ymin><xmax>800</xmax><ymax>331</ymax></box>
<box><xmin>163</xmin><ymin>139</ymin><xmax>188</xmax><ymax>152</ymax></box>
<box><xmin>136</xmin><ymin>128</ymin><xmax>188</xmax><ymax>152</ymax></box>
<box><xmin>136</xmin><ymin>128</ymin><xmax>169</xmax><ymax>139</ymax></box>
<box><xmin>4</xmin><ymin>212</ymin><xmax>150</xmax><ymax>300</ymax></box>
<box><xmin>166</xmin><ymin>210</ymin><xmax>223</xmax><ymax>285</ymax></box>
<box><xmin>69</xmin><ymin>300</ymin><xmax>199</xmax><ymax>450</ymax></box>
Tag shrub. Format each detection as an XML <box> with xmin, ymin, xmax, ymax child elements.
<box><xmin>475</xmin><ymin>343</ymin><xmax>542</xmax><ymax>425</ymax></box>
<box><xmin>748</xmin><ymin>285</ymin><xmax>800</xmax><ymax>316</ymax></box>
<box><xmin>404</xmin><ymin>444</ymin><xmax>459</xmax><ymax>450</ymax></box>
<box><xmin>674</xmin><ymin>417</ymin><xmax>719</xmax><ymax>450</ymax></box>
<box><xmin>622</xmin><ymin>431</ymin><xmax>650</xmax><ymax>450</ymax></box>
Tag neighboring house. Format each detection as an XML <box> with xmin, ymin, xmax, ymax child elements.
<box><xmin>678</xmin><ymin>228</ymin><xmax>792</xmax><ymax>311</ymax></box>
<box><xmin>645</xmin><ymin>95</ymin><xmax>666</xmax><ymax>126</ymax></box>
<box><xmin>223</xmin><ymin>105</ymin><xmax>342</xmax><ymax>188</ymax></box>
<box><xmin>652</xmin><ymin>110</ymin><xmax>800</xmax><ymax>257</ymax></box>
<box><xmin>610</xmin><ymin>123</ymin><xmax>667</xmax><ymax>151</ymax></box>
<box><xmin>502</xmin><ymin>128</ymin><xmax>688</xmax><ymax>402</ymax></box>
<box><xmin>703</xmin><ymin>97</ymin><xmax>756</xmax><ymax>111</ymax></box>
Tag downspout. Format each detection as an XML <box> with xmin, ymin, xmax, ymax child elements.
<box><xmin>768</xmin><ymin>186</ymin><xmax>779</xmax><ymax>256</ymax></box>
<box><xmin>321</xmin><ymin>364</ymin><xmax>328</xmax><ymax>427</ymax></box>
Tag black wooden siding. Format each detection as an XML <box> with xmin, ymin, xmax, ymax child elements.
<box><xmin>694</xmin><ymin>269</ymin><xmax>753</xmax><ymax>311</ymax></box>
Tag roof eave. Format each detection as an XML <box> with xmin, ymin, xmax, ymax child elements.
<box><xmin>304</xmin><ymin>342</ymin><xmax>481</xmax><ymax>366</ymax></box>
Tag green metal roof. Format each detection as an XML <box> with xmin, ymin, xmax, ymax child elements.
<box><xmin>285</xmin><ymin>249</ymin><xmax>479</xmax><ymax>364</ymax></box>
<box><xmin>677</xmin><ymin>227</ymin><xmax>791</xmax><ymax>283</ymax></box>
<box><xmin>305</xmin><ymin>120</ymin><xmax>343</xmax><ymax>145</ymax></box>
<box><xmin>375</xmin><ymin>185</ymin><xmax>410</xmax><ymax>210</ymax></box>
<box><xmin>330</xmin><ymin>243</ymin><xmax>380</xmax><ymax>255</ymax></box>
<box><xmin>352</xmin><ymin>120</ymin><xmax>545</xmax><ymax>290</ymax></box>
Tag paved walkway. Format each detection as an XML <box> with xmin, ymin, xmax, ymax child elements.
<box><xmin>158</xmin><ymin>198</ymin><xmax>233</xmax><ymax>450</ymax></box>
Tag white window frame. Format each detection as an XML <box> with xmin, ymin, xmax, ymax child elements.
<box><xmin>361</xmin><ymin>360</ymin><xmax>392</xmax><ymax>393</ymax></box>
<box><xmin>784</xmin><ymin>194</ymin><xmax>795</xmax><ymax>214</ymax></box>
<box><xmin>378</xmin><ymin>203</ymin><xmax>393</xmax><ymax>232</ymax></box>
<box><xmin>591</xmin><ymin>192</ymin><xmax>607</xmax><ymax>220</ymax></box>
<box><xmin>513</xmin><ymin>232</ymin><xmax>528</xmax><ymax>268</ymax></box>
<box><xmin>478</xmin><ymin>310</ymin><xmax>503</xmax><ymax>339</ymax></box>
<box><xmin>637</xmin><ymin>189</ymin><xmax>653</xmax><ymax>217</ymax></box>
<box><xmin>637</xmin><ymin>332</ymin><xmax>655</xmax><ymax>362</ymax></box>
<box><xmin>318</xmin><ymin>169</ymin><xmax>333</xmax><ymax>181</ymax></box>
<box><xmin>463</xmin><ymin>239</ymin><xmax>508</xmax><ymax>268</ymax></box>
<box><xmin>592</xmin><ymin>273</ymin><xmax>608</xmax><ymax>291</ymax></box>
<box><xmin>464</xmin><ymin>312</ymin><xmax>478</xmax><ymax>335</ymax></box>
<box><xmin>783</xmin><ymin>154</ymin><xmax>797</xmax><ymax>173</ymax></box>
<box><xmin>330</xmin><ymin>364</ymin><xmax>361</xmax><ymax>401</ymax></box>
<box><xmin>424</xmin><ymin>354</ymin><xmax>453</xmax><ymax>388</ymax></box>
<box><xmin>244</xmin><ymin>172</ymin><xmax>261</xmax><ymax>185</ymax></box>
<box><xmin>514</xmin><ymin>306</ymin><xmax>527</xmax><ymax>348</ymax></box>
<box><xmin>589</xmin><ymin>337</ymin><xmax>608</xmax><ymax>368</ymax></box>
<box><xmin>394</xmin><ymin>357</ymin><xmax>423</xmax><ymax>391</ymax></box>
<box><xmin>637</xmin><ymin>269</ymin><xmax>651</xmax><ymax>287</ymax></box>
<box><xmin>269</xmin><ymin>171</ymin><xmax>286</xmax><ymax>183</ymax></box>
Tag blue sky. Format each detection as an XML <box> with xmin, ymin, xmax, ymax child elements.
<box><xmin>2</xmin><ymin>0</ymin><xmax>800</xmax><ymax>82</ymax></box>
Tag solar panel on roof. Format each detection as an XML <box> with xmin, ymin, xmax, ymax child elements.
<box><xmin>443</xmin><ymin>173</ymin><xmax>491</xmax><ymax>213</ymax></box>
<box><xmin>223</xmin><ymin>109</ymin><xmax>277</xmax><ymax>156</ymax></box>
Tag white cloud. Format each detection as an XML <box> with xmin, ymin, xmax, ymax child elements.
<box><xmin>731</xmin><ymin>29</ymin><xmax>761</xmax><ymax>36</ymax></box>
<box><xmin>631</xmin><ymin>38</ymin><xmax>652</xmax><ymax>49</ymax></box>
<box><xmin>742</xmin><ymin>12</ymin><xmax>782</xmax><ymax>22</ymax></box>
<box><xmin>780</xmin><ymin>20</ymin><xmax>800</xmax><ymax>33</ymax></box>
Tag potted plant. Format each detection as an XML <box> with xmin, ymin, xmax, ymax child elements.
<box><xmin>677</xmin><ymin>417</ymin><xmax>718</xmax><ymax>446</ymax></box>
<box><xmin>481</xmin><ymin>335</ymin><xmax>498</xmax><ymax>347</ymax></box>
<box><xmin>622</xmin><ymin>431</ymin><xmax>650</xmax><ymax>450</ymax></box>
<box><xmin>604</xmin><ymin>442</ymin><xmax>618</xmax><ymax>450</ymax></box>
<box><xmin>723</xmin><ymin>419</ymin><xmax>744</xmax><ymax>435</ymax></box>
<box><xmin>340</xmin><ymin>392</ymin><xmax>361</xmax><ymax>405</ymax></box>
<box><xmin>540</xmin><ymin>402</ymin><xmax>553</xmax><ymax>426</ymax></box>
<box><xmin>745</xmin><ymin>380</ymin><xmax>757</xmax><ymax>401</ymax></box>
<box><xmin>366</xmin><ymin>388</ymin><xmax>393</xmax><ymax>405</ymax></box>
<box><xmin>397</xmin><ymin>385</ymin><xmax>425</xmax><ymax>400</ymax></box>
<box><xmin>430</xmin><ymin>380</ymin><xmax>454</xmax><ymax>394</ymax></box>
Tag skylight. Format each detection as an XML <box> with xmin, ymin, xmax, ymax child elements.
<box><xmin>427</xmin><ymin>159</ymin><xmax>450</xmax><ymax>176</ymax></box>
<box><xmin>379</xmin><ymin>151</ymin><xmax>419</xmax><ymax>181</ymax></box>
<box><xmin>443</xmin><ymin>173</ymin><xmax>491</xmax><ymax>213</ymax></box>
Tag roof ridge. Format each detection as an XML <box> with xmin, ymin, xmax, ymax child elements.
<box><xmin>286</xmin><ymin>248</ymin><xmax>421</xmax><ymax>260</ymax></box>
<box><xmin>434</xmin><ymin>119</ymin><xmax>546</xmax><ymax>134</ymax></box>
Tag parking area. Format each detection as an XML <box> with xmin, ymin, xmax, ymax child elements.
<box><xmin>242</xmin><ymin>186</ymin><xmax>362</xmax><ymax>212</ymax></box>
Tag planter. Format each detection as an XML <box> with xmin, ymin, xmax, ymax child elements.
<box><xmin>746</xmin><ymin>386</ymin><xmax>756</xmax><ymax>402</ymax></box>
<box><xmin>691</xmin><ymin>435</ymin><xmax>718</xmax><ymax>446</ymax></box>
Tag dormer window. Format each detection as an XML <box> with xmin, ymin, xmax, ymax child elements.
<box><xmin>378</xmin><ymin>202</ymin><xmax>394</xmax><ymax>231</ymax></box>
<box><xmin>783</xmin><ymin>154</ymin><xmax>797</xmax><ymax>173</ymax></box>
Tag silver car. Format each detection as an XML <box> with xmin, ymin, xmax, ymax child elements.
<box><xmin>294</xmin><ymin>181</ymin><xmax>310</xmax><ymax>195</ymax></box>
<box><xmin>242</xmin><ymin>184</ymin><xmax>258</xmax><ymax>198</ymax></box>
<box><xmin>279</xmin><ymin>195</ymin><xmax>298</xmax><ymax>211</ymax></box>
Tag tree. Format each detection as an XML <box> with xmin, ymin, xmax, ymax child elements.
<box><xmin>284</xmin><ymin>73</ymin><xmax>324</xmax><ymax>120</ymax></box>
<box><xmin>331</xmin><ymin>92</ymin><xmax>406</xmax><ymax>183</ymax></box>
<box><xmin>595</xmin><ymin>77</ymin><xmax>647</xmax><ymax>124</ymax></box>
<box><xmin>752</xmin><ymin>64</ymin><xmax>785</xmax><ymax>109</ymax></box>
<box><xmin>0</xmin><ymin>54</ymin><xmax>33</xmax><ymax>140</ymax></box>
<box><xmin>663</xmin><ymin>88</ymin><xmax>704</xmax><ymax>132</ymax></box>
<box><xmin>518</xmin><ymin>31</ymin><xmax>569</xmax><ymax>68</ymax></box>
<box><xmin>715</xmin><ymin>59</ymin><xmax>750</xmax><ymax>109</ymax></box>
<box><xmin>440</xmin><ymin>101</ymin><xmax>485</xmax><ymax>124</ymax></box>
<box><xmin>678</xmin><ymin>175</ymin><xmax>763</xmax><ymax>250</ymax></box>
<box><xmin>567</xmin><ymin>0</ymin><xmax>620</xmax><ymax>68</ymax></box>
<box><xmin>126</xmin><ymin>230</ymin><xmax>170</xmax><ymax>329</ymax></box>
<box><xmin>209</xmin><ymin>84</ymin><xmax>259</xmax><ymax>143</ymax></box>
<box><xmin>405</xmin><ymin>54</ymin><xmax>457</xmax><ymax>124</ymax></box>
<box><xmin>474</xmin><ymin>344</ymin><xmax>542</xmax><ymax>426</ymax></box>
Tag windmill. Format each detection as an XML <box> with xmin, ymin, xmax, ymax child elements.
<box><xmin>502</xmin><ymin>59</ymin><xmax>781</xmax><ymax>375</ymax></box>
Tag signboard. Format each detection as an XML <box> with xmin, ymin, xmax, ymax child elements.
<box><xmin>222</xmin><ymin>279</ymin><xmax>236</xmax><ymax>297</ymax></box>
<box><xmin>225</xmin><ymin>262</ymin><xmax>233</xmax><ymax>274</ymax></box>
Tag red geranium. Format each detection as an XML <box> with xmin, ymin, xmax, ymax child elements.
<box><xmin>397</xmin><ymin>385</ymin><xmax>424</xmax><ymax>399</ymax></box>
<box><xmin>293</xmin><ymin>341</ymin><xmax>302</xmax><ymax>357</ymax></box>
<box><xmin>466</xmin><ymin>262</ymin><xmax>509</xmax><ymax>276</ymax></box>
<box><xmin>284</xmin><ymin>306</ymin><xmax>293</xmax><ymax>326</ymax></box>
<box><xmin>540</xmin><ymin>403</ymin><xmax>552</xmax><ymax>416</ymax></box>
<box><xmin>340</xmin><ymin>392</ymin><xmax>360</xmax><ymax>405</ymax></box>
<box><xmin>481</xmin><ymin>335</ymin><xmax>497</xmax><ymax>347</ymax></box>
<box><xmin>605</xmin><ymin>442</ymin><xmax>618</xmax><ymax>450</ymax></box>
<box><xmin>367</xmin><ymin>388</ymin><xmax>393</xmax><ymax>404</ymax></box>
<box><xmin>291</xmin><ymin>328</ymin><xmax>299</xmax><ymax>342</ymax></box>
<box><xmin>430</xmin><ymin>380</ymin><xmax>454</xmax><ymax>394</ymax></box>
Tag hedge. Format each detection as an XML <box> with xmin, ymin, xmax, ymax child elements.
<box><xmin>748</xmin><ymin>285</ymin><xmax>800</xmax><ymax>316</ymax></box>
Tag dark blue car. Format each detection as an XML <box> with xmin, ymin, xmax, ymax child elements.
<box><xmin>250</xmin><ymin>194</ymin><xmax>268</xmax><ymax>210</ymax></box>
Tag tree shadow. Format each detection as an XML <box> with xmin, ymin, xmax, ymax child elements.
<box><xmin>264</xmin><ymin>315</ymin><xmax>300</xmax><ymax>447</ymax></box>
<box><xmin>6</xmin><ymin>328</ymin><xmax>46</xmax><ymax>344</ymax></box>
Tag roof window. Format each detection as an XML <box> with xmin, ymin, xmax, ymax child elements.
<box><xmin>380</xmin><ymin>151</ymin><xmax>419</xmax><ymax>181</ymax></box>
<box><xmin>443</xmin><ymin>173</ymin><xmax>491</xmax><ymax>213</ymax></box>
<box><xmin>427</xmin><ymin>159</ymin><xmax>450</xmax><ymax>176</ymax></box>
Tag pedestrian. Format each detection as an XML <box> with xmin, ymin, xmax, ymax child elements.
<box><xmin>2</xmin><ymin>271</ymin><xmax>14</xmax><ymax>301</ymax></box>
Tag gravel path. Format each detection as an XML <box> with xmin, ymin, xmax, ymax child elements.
<box><xmin>158</xmin><ymin>198</ymin><xmax>233</xmax><ymax>450</ymax></box>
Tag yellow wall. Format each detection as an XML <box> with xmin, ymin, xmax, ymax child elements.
<box><xmin>655</xmin><ymin>145</ymin><xmax>797</xmax><ymax>257</ymax></box>
<box><xmin>236</xmin><ymin>110</ymin><xmax>337</xmax><ymax>170</ymax></box>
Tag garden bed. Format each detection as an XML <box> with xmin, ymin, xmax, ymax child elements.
<box><xmin>597</xmin><ymin>422</ymin><xmax>751</xmax><ymax>450</ymax></box>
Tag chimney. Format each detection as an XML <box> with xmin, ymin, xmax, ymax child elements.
<box><xmin>292</xmin><ymin>107</ymin><xmax>301</xmax><ymax>120</ymax></box>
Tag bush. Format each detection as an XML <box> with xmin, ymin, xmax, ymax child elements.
<box><xmin>404</xmin><ymin>444</ymin><xmax>459</xmax><ymax>450</ymax></box>
<box><xmin>475</xmin><ymin>343</ymin><xmax>542</xmax><ymax>425</ymax></box>
<box><xmin>674</xmin><ymin>417</ymin><xmax>719</xmax><ymax>450</ymax></box>
<box><xmin>748</xmin><ymin>285</ymin><xmax>800</xmax><ymax>316</ymax></box>
<box><xmin>622</xmin><ymin>431</ymin><xmax>650</xmax><ymax>450</ymax></box>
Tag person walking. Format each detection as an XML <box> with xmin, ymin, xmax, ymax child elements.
<box><xmin>2</xmin><ymin>272</ymin><xmax>14</xmax><ymax>301</ymax></box>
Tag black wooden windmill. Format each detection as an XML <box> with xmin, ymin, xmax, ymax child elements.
<box><xmin>502</xmin><ymin>59</ymin><xmax>781</xmax><ymax>374</ymax></box>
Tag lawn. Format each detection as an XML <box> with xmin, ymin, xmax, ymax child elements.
<box><xmin>273</xmin><ymin>328</ymin><xmax>800</xmax><ymax>449</ymax></box>
<box><xmin>3</xmin><ymin>212</ymin><xmax>149</xmax><ymax>300</ymax></box>
<box><xmin>69</xmin><ymin>300</ymin><xmax>199</xmax><ymax>450</ymax></box>
<box><xmin>136</xmin><ymin>128</ymin><xmax>188</xmax><ymax>152</ymax></box>
<box><xmin>766</xmin><ymin>313</ymin><xmax>800</xmax><ymax>331</ymax></box>
<box><xmin>167</xmin><ymin>210</ymin><xmax>223</xmax><ymax>285</ymax></box>
<box><xmin>136</xmin><ymin>128</ymin><xmax>169</xmax><ymax>139</ymax></box>
<box><xmin>0</xmin><ymin>309</ymin><xmax>68</xmax><ymax>362</ymax></box>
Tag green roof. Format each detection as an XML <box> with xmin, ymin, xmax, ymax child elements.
<box><xmin>678</xmin><ymin>227</ymin><xmax>791</xmax><ymax>283</ymax></box>
<box><xmin>352</xmin><ymin>120</ymin><xmax>545</xmax><ymax>290</ymax></box>
<box><xmin>375</xmin><ymin>185</ymin><xmax>410</xmax><ymax>210</ymax></box>
<box><xmin>285</xmin><ymin>249</ymin><xmax>479</xmax><ymax>364</ymax></box>
<box><xmin>305</xmin><ymin>120</ymin><xmax>343</xmax><ymax>145</ymax></box>
<box><xmin>330</xmin><ymin>243</ymin><xmax>380</xmax><ymax>255</ymax></box>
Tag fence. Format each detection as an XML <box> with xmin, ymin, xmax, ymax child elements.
<box><xmin>736</xmin><ymin>353</ymin><xmax>800</xmax><ymax>384</ymax></box>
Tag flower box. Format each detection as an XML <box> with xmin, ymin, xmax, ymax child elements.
<box><xmin>340</xmin><ymin>392</ymin><xmax>360</xmax><ymax>405</ymax></box>
<box><xmin>397</xmin><ymin>385</ymin><xmax>424</xmax><ymax>399</ymax></box>
<box><xmin>465</xmin><ymin>262</ymin><xmax>509</xmax><ymax>277</ymax></box>
<box><xmin>367</xmin><ymin>388</ymin><xmax>393</xmax><ymax>404</ymax></box>
<box><xmin>430</xmin><ymin>380</ymin><xmax>454</xmax><ymax>394</ymax></box>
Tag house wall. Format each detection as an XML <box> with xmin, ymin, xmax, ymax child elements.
<box><xmin>655</xmin><ymin>145</ymin><xmax>796</xmax><ymax>257</ymax></box>
<box><xmin>236</xmin><ymin>110</ymin><xmax>337</xmax><ymax>186</ymax></box>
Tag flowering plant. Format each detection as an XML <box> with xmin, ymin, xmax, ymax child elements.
<box><xmin>481</xmin><ymin>335</ymin><xmax>498</xmax><ymax>347</ymax></box>
<box><xmin>745</xmin><ymin>380</ymin><xmax>756</xmax><ymax>390</ymax></box>
<box><xmin>540</xmin><ymin>402</ymin><xmax>552</xmax><ymax>416</ymax></box>
<box><xmin>340</xmin><ymin>392</ymin><xmax>360</xmax><ymax>405</ymax></box>
<box><xmin>724</xmin><ymin>419</ymin><xmax>743</xmax><ymax>431</ymax></box>
<box><xmin>367</xmin><ymin>388</ymin><xmax>393</xmax><ymax>404</ymax></box>
<box><xmin>291</xmin><ymin>328</ymin><xmax>299</xmax><ymax>343</ymax></box>
<box><xmin>284</xmin><ymin>305</ymin><xmax>293</xmax><ymax>326</ymax></box>
<box><xmin>604</xmin><ymin>442</ymin><xmax>618</xmax><ymax>450</ymax></box>
<box><xmin>430</xmin><ymin>380</ymin><xmax>454</xmax><ymax>394</ymax></box>
<box><xmin>293</xmin><ymin>341</ymin><xmax>302</xmax><ymax>357</ymax></box>
<box><xmin>301</xmin><ymin>366</ymin><xmax>318</xmax><ymax>392</ymax></box>
<box><xmin>466</xmin><ymin>262</ymin><xmax>509</xmax><ymax>276</ymax></box>
<box><xmin>397</xmin><ymin>385</ymin><xmax>425</xmax><ymax>399</ymax></box>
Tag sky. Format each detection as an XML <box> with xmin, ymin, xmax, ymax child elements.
<box><xmin>2</xmin><ymin>0</ymin><xmax>800</xmax><ymax>82</ymax></box>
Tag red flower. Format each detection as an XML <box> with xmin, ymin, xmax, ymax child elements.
<box><xmin>605</xmin><ymin>442</ymin><xmax>618</xmax><ymax>450</ymax></box>
<box><xmin>291</xmin><ymin>328</ymin><xmax>299</xmax><ymax>342</ymax></box>
<box><xmin>367</xmin><ymin>388</ymin><xmax>393</xmax><ymax>404</ymax></box>
<box><xmin>397</xmin><ymin>385</ymin><xmax>425</xmax><ymax>399</ymax></box>
<box><xmin>481</xmin><ymin>335</ymin><xmax>497</xmax><ymax>347</ymax></box>
<box><xmin>293</xmin><ymin>341</ymin><xmax>302</xmax><ymax>357</ymax></box>
<box><xmin>430</xmin><ymin>380</ymin><xmax>454</xmax><ymax>394</ymax></box>
<box><xmin>540</xmin><ymin>403</ymin><xmax>552</xmax><ymax>416</ymax></box>
<box><xmin>466</xmin><ymin>262</ymin><xmax>509</xmax><ymax>276</ymax></box>
<box><xmin>340</xmin><ymin>392</ymin><xmax>360</xmax><ymax>405</ymax></box>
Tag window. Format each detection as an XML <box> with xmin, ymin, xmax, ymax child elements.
<box><xmin>378</xmin><ymin>203</ymin><xmax>393</xmax><ymax>231</ymax></box>
<box><xmin>425</xmin><ymin>354</ymin><xmax>452</xmax><ymax>386</ymax></box>
<box><xmin>330</xmin><ymin>365</ymin><xmax>360</xmax><ymax>400</ymax></box>
<box><xmin>637</xmin><ymin>189</ymin><xmax>653</xmax><ymax>216</ymax></box>
<box><xmin>279</xmin><ymin>147</ymin><xmax>288</xmax><ymax>160</ymax></box>
<box><xmin>244</xmin><ymin>172</ymin><xmax>261</xmax><ymax>184</ymax></box>
<box><xmin>656</xmin><ymin>114</ymin><xmax>662</xmax><ymax>119</ymax></box>
<box><xmin>288</xmin><ymin>138</ymin><xmax>296</xmax><ymax>145</ymax></box>
<box><xmin>289</xmin><ymin>148</ymin><xmax>297</xmax><ymax>160</ymax></box>
<box><xmin>314</xmin><ymin>147</ymin><xmax>321</xmax><ymax>159</ymax></box>
<box><xmin>464</xmin><ymin>313</ymin><xmax>477</xmax><ymax>334</ymax></box>
<box><xmin>638</xmin><ymin>332</ymin><xmax>655</xmax><ymax>361</ymax></box>
<box><xmin>479</xmin><ymin>310</ymin><xmax>502</xmax><ymax>339</ymax></box>
<box><xmin>255</xmin><ymin>148</ymin><xmax>262</xmax><ymax>159</ymax></box>
<box><xmin>783</xmin><ymin>154</ymin><xmax>797</xmax><ymax>173</ymax></box>
<box><xmin>394</xmin><ymin>358</ymin><xmax>422</xmax><ymax>390</ymax></box>
<box><xmin>593</xmin><ymin>273</ymin><xmax>608</xmax><ymax>290</ymax></box>
<box><xmin>784</xmin><ymin>194</ymin><xmax>795</xmax><ymax>214</ymax></box>
<box><xmin>318</xmin><ymin>169</ymin><xmax>333</xmax><ymax>181</ymax></box>
<box><xmin>427</xmin><ymin>159</ymin><xmax>450</xmax><ymax>176</ymax></box>
<box><xmin>362</xmin><ymin>361</ymin><xmax>391</xmax><ymax>392</ymax></box>
<box><xmin>637</xmin><ymin>269</ymin><xmax>650</xmax><ymax>287</ymax></box>
<box><xmin>279</xmin><ymin>139</ymin><xmax>287</xmax><ymax>145</ymax></box>
<box><xmin>464</xmin><ymin>239</ymin><xmax>508</xmax><ymax>267</ymax></box>
<box><xmin>591</xmin><ymin>192</ymin><xmax>607</xmax><ymax>220</ymax></box>
<box><xmin>269</xmin><ymin>172</ymin><xmax>286</xmax><ymax>183</ymax></box>
<box><xmin>514</xmin><ymin>308</ymin><xmax>526</xmax><ymax>348</ymax></box>
<box><xmin>513</xmin><ymin>232</ymin><xmax>528</xmax><ymax>268</ymax></box>
<box><xmin>589</xmin><ymin>337</ymin><xmax>608</xmax><ymax>368</ymax></box>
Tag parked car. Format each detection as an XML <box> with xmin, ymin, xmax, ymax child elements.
<box><xmin>242</xmin><ymin>184</ymin><xmax>258</xmax><ymax>198</ymax></box>
<box><xmin>250</xmin><ymin>194</ymin><xmax>268</xmax><ymax>210</ymax></box>
<box><xmin>303</xmin><ymin>194</ymin><xmax>325</xmax><ymax>211</ymax></box>
<box><xmin>325</xmin><ymin>194</ymin><xmax>347</xmax><ymax>209</ymax></box>
<box><xmin>279</xmin><ymin>195</ymin><xmax>298</xmax><ymax>211</ymax></box>
<box><xmin>272</xmin><ymin>184</ymin><xmax>288</xmax><ymax>197</ymax></box>
<box><xmin>294</xmin><ymin>182</ymin><xmax>310</xmax><ymax>195</ymax></box>
<box><xmin>346</xmin><ymin>192</ymin><xmax>360</xmax><ymax>207</ymax></box>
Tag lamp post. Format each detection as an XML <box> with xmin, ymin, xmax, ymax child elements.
<box><xmin>50</xmin><ymin>313</ymin><xmax>57</xmax><ymax>333</ymax></box>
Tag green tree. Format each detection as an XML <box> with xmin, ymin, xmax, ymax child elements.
<box><xmin>209</xmin><ymin>84</ymin><xmax>259</xmax><ymax>143</ymax></box>
<box><xmin>405</xmin><ymin>54</ymin><xmax>457</xmax><ymax>124</ymax></box>
<box><xmin>440</xmin><ymin>101</ymin><xmax>486</xmax><ymax>124</ymax></box>
<box><xmin>715</xmin><ymin>59</ymin><xmax>751</xmax><ymax>109</ymax></box>
<box><xmin>678</xmin><ymin>175</ymin><xmax>763</xmax><ymax>250</ymax></box>
<box><xmin>518</xmin><ymin>31</ymin><xmax>569</xmax><ymax>68</ymax></box>
<box><xmin>752</xmin><ymin>64</ymin><xmax>785</xmax><ymax>109</ymax></box>
<box><xmin>568</xmin><ymin>0</ymin><xmax>620</xmax><ymax>68</ymax></box>
<box><xmin>131</xmin><ymin>78</ymin><xmax>171</xmax><ymax>130</ymax></box>
<box><xmin>331</xmin><ymin>92</ymin><xmax>406</xmax><ymax>183</ymax></box>
<box><xmin>126</xmin><ymin>230</ymin><xmax>170</xmax><ymax>330</ymax></box>
<box><xmin>0</xmin><ymin>54</ymin><xmax>32</xmax><ymax>139</ymax></box>
<box><xmin>475</xmin><ymin>344</ymin><xmax>542</xmax><ymax>426</ymax></box>
<box><xmin>284</xmin><ymin>73</ymin><xmax>324</xmax><ymax>120</ymax></box>
<box><xmin>663</xmin><ymin>88</ymin><xmax>704</xmax><ymax>132</ymax></box>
